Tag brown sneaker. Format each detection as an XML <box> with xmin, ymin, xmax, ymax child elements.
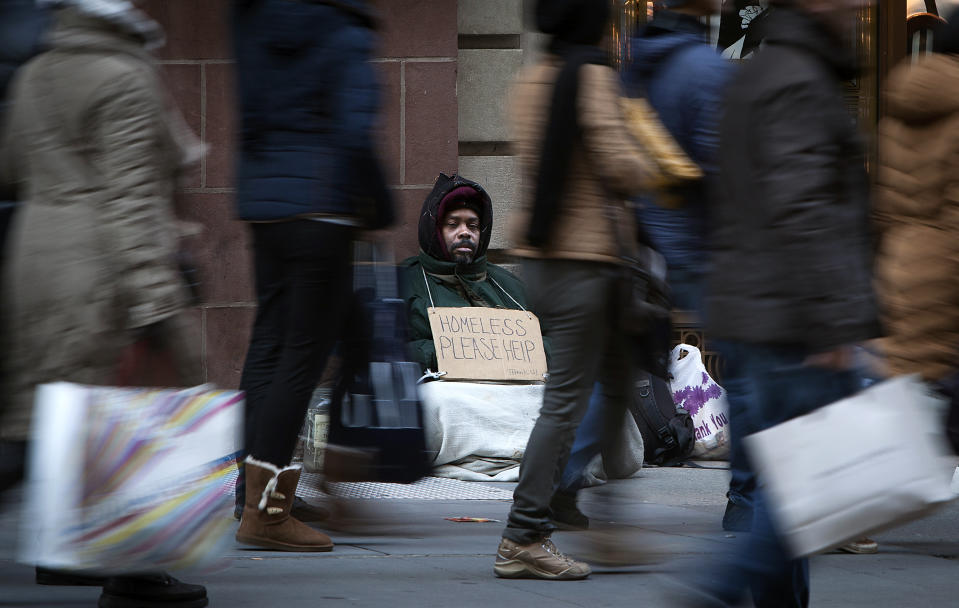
<box><xmin>493</xmin><ymin>537</ymin><xmax>591</xmax><ymax>580</ymax></box>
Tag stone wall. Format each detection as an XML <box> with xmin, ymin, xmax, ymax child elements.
<box><xmin>141</xmin><ymin>0</ymin><xmax>459</xmax><ymax>388</ymax></box>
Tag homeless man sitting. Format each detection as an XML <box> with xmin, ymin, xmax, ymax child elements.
<box><xmin>401</xmin><ymin>172</ymin><xmax>550</xmax><ymax>373</ymax></box>
<box><xmin>399</xmin><ymin>173</ymin><xmax>644</xmax><ymax>527</ymax></box>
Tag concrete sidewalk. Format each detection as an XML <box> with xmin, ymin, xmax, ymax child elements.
<box><xmin>2</xmin><ymin>464</ymin><xmax>957</xmax><ymax>607</ymax></box>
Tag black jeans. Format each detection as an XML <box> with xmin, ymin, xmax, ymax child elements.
<box><xmin>503</xmin><ymin>259</ymin><xmax>633</xmax><ymax>544</ymax></box>
<box><xmin>240</xmin><ymin>220</ymin><xmax>353</xmax><ymax>469</ymax></box>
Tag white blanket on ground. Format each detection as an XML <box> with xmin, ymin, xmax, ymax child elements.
<box><xmin>419</xmin><ymin>381</ymin><xmax>644</xmax><ymax>483</ymax></box>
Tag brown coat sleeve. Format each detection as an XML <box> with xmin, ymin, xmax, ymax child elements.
<box><xmin>577</xmin><ymin>63</ymin><xmax>656</xmax><ymax>196</ymax></box>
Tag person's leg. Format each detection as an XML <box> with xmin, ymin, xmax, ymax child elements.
<box><xmin>503</xmin><ymin>260</ymin><xmax>615</xmax><ymax>545</ymax></box>
<box><xmin>235</xmin><ymin>224</ymin><xmax>286</xmax><ymax>514</ymax></box>
<box><xmin>236</xmin><ymin>221</ymin><xmax>351</xmax><ymax>552</ymax></box>
<box><xmin>552</xmin><ymin>383</ymin><xmax>604</xmax><ymax>530</ymax></box>
<box><xmin>247</xmin><ymin>221</ymin><xmax>352</xmax><ymax>466</ymax></box>
<box><xmin>714</xmin><ymin>340</ymin><xmax>758</xmax><ymax>532</ymax></box>
<box><xmin>558</xmin><ymin>383</ymin><xmax>605</xmax><ymax>493</ymax></box>
<box><xmin>0</xmin><ymin>440</ymin><xmax>26</xmax><ymax>497</ymax></box>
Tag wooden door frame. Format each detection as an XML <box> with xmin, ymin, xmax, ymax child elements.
<box><xmin>879</xmin><ymin>0</ymin><xmax>908</xmax><ymax>117</ymax></box>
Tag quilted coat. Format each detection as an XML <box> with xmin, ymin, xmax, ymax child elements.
<box><xmin>0</xmin><ymin>7</ymin><xmax>199</xmax><ymax>440</ymax></box>
<box><xmin>875</xmin><ymin>54</ymin><xmax>959</xmax><ymax>381</ymax></box>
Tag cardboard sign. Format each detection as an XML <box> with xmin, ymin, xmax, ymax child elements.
<box><xmin>427</xmin><ymin>307</ymin><xmax>547</xmax><ymax>382</ymax></box>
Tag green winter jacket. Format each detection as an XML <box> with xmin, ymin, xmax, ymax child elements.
<box><xmin>401</xmin><ymin>252</ymin><xmax>550</xmax><ymax>372</ymax></box>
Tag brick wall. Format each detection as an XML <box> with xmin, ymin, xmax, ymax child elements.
<box><xmin>141</xmin><ymin>0</ymin><xmax>458</xmax><ymax>388</ymax></box>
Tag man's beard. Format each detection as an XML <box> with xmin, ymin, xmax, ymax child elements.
<box><xmin>450</xmin><ymin>240</ymin><xmax>476</xmax><ymax>264</ymax></box>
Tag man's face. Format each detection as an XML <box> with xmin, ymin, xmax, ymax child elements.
<box><xmin>442</xmin><ymin>207</ymin><xmax>481</xmax><ymax>264</ymax></box>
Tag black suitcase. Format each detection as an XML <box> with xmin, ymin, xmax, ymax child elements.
<box><xmin>628</xmin><ymin>370</ymin><xmax>695</xmax><ymax>467</ymax></box>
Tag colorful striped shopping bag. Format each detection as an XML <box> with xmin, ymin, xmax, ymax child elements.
<box><xmin>20</xmin><ymin>383</ymin><xmax>243</xmax><ymax>573</ymax></box>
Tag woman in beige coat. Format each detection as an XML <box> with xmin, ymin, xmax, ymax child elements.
<box><xmin>0</xmin><ymin>2</ymin><xmax>205</xmax><ymax>605</ymax></box>
<box><xmin>494</xmin><ymin>0</ymin><xmax>659</xmax><ymax>580</ymax></box>
<box><xmin>875</xmin><ymin>11</ymin><xmax>959</xmax><ymax>452</ymax></box>
<box><xmin>0</xmin><ymin>1</ymin><xmax>201</xmax><ymax>442</ymax></box>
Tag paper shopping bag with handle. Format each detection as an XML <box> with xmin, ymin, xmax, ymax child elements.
<box><xmin>743</xmin><ymin>375</ymin><xmax>956</xmax><ymax>558</ymax></box>
<box><xmin>20</xmin><ymin>382</ymin><xmax>243</xmax><ymax>574</ymax></box>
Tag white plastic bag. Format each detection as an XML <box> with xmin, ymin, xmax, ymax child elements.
<box><xmin>669</xmin><ymin>344</ymin><xmax>730</xmax><ymax>460</ymax></box>
<box><xmin>744</xmin><ymin>375</ymin><xmax>956</xmax><ymax>558</ymax></box>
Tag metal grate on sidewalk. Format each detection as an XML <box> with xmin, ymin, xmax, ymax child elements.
<box><xmin>221</xmin><ymin>468</ymin><xmax>513</xmax><ymax>501</ymax></box>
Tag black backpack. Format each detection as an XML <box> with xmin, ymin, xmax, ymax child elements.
<box><xmin>628</xmin><ymin>370</ymin><xmax>695</xmax><ymax>466</ymax></box>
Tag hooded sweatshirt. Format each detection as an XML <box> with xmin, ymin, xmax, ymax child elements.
<box><xmin>400</xmin><ymin>174</ymin><xmax>541</xmax><ymax>372</ymax></box>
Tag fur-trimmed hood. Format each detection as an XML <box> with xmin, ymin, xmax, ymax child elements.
<box><xmin>37</xmin><ymin>0</ymin><xmax>163</xmax><ymax>48</ymax></box>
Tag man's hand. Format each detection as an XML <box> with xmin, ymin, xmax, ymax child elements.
<box><xmin>804</xmin><ymin>345</ymin><xmax>855</xmax><ymax>371</ymax></box>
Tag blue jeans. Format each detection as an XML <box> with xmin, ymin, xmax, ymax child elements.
<box><xmin>716</xmin><ymin>340</ymin><xmax>758</xmax><ymax>509</ymax></box>
<box><xmin>700</xmin><ymin>341</ymin><xmax>859</xmax><ymax>608</ymax></box>
<box><xmin>559</xmin><ymin>384</ymin><xmax>605</xmax><ymax>493</ymax></box>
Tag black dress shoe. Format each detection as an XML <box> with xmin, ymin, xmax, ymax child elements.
<box><xmin>549</xmin><ymin>490</ymin><xmax>589</xmax><ymax>531</ymax></box>
<box><xmin>721</xmin><ymin>500</ymin><xmax>753</xmax><ymax>533</ymax></box>
<box><xmin>36</xmin><ymin>566</ymin><xmax>107</xmax><ymax>586</ymax></box>
<box><xmin>99</xmin><ymin>572</ymin><xmax>207</xmax><ymax>608</ymax></box>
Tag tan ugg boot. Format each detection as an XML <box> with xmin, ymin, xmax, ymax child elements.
<box><xmin>235</xmin><ymin>457</ymin><xmax>333</xmax><ymax>552</ymax></box>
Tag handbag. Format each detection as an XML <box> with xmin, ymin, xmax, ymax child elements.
<box><xmin>20</xmin><ymin>382</ymin><xmax>243</xmax><ymax>573</ymax></box>
<box><xmin>324</xmin><ymin>242</ymin><xmax>431</xmax><ymax>483</ymax></box>
<box><xmin>620</xmin><ymin>96</ymin><xmax>703</xmax><ymax>209</ymax></box>
<box><xmin>743</xmin><ymin>375</ymin><xmax>957</xmax><ymax>558</ymax></box>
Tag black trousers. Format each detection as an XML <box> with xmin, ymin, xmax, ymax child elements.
<box><xmin>240</xmin><ymin>220</ymin><xmax>353</xmax><ymax>469</ymax></box>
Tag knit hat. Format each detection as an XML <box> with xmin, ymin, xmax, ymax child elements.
<box><xmin>535</xmin><ymin>0</ymin><xmax>610</xmax><ymax>45</ymax></box>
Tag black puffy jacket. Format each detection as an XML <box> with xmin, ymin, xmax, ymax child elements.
<box><xmin>705</xmin><ymin>7</ymin><xmax>880</xmax><ymax>351</ymax></box>
<box><xmin>233</xmin><ymin>0</ymin><xmax>389</xmax><ymax>223</ymax></box>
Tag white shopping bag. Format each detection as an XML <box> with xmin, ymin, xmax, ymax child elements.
<box><xmin>744</xmin><ymin>375</ymin><xmax>956</xmax><ymax>558</ymax></box>
<box><xmin>669</xmin><ymin>344</ymin><xmax>730</xmax><ymax>459</ymax></box>
<box><xmin>20</xmin><ymin>382</ymin><xmax>244</xmax><ymax>573</ymax></box>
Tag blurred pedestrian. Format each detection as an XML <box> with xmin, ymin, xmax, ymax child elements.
<box><xmin>0</xmin><ymin>0</ymin><xmax>49</xmax><ymax>256</ymax></box>
<box><xmin>0</xmin><ymin>0</ymin><xmax>50</xmax><ymax>494</ymax></box>
<box><xmin>693</xmin><ymin>0</ymin><xmax>880</xmax><ymax>605</ymax></box>
<box><xmin>232</xmin><ymin>0</ymin><xmax>393</xmax><ymax>552</ymax></box>
<box><xmin>493</xmin><ymin>0</ymin><xmax>660</xmax><ymax>580</ymax></box>
<box><xmin>625</xmin><ymin>0</ymin><xmax>730</xmax><ymax>316</ymax></box>
<box><xmin>0</xmin><ymin>1</ymin><xmax>207</xmax><ymax>606</ymax></box>
<box><xmin>875</xmin><ymin>7</ymin><xmax>959</xmax><ymax>454</ymax></box>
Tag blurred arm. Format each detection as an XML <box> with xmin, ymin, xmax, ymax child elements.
<box><xmin>91</xmin><ymin>71</ymin><xmax>183</xmax><ymax>330</ymax></box>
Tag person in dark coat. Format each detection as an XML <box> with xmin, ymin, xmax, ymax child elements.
<box><xmin>232</xmin><ymin>0</ymin><xmax>393</xmax><ymax>552</ymax></box>
<box><xmin>687</xmin><ymin>1</ymin><xmax>881</xmax><ymax>606</ymax></box>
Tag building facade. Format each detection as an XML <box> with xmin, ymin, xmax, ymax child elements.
<box><xmin>143</xmin><ymin>0</ymin><xmax>945</xmax><ymax>387</ymax></box>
